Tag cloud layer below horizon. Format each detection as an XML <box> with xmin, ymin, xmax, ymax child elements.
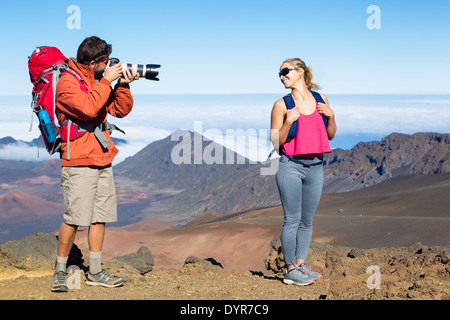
<box><xmin>1</xmin><ymin>94</ymin><xmax>449</xmax><ymax>163</ymax></box>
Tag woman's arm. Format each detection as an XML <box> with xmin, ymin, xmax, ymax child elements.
<box><xmin>270</xmin><ymin>99</ymin><xmax>300</xmax><ymax>149</ymax></box>
<box><xmin>318</xmin><ymin>94</ymin><xmax>337</xmax><ymax>140</ymax></box>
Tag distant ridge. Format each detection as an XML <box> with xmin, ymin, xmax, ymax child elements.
<box><xmin>0</xmin><ymin>191</ymin><xmax>63</xmax><ymax>224</ymax></box>
<box><xmin>0</xmin><ymin>136</ymin><xmax>43</xmax><ymax>148</ymax></box>
<box><xmin>0</xmin><ymin>131</ymin><xmax>449</xmax><ymax>242</ymax></box>
<box><xmin>114</xmin><ymin>131</ymin><xmax>450</xmax><ymax>219</ymax></box>
<box><xmin>0</xmin><ymin>136</ymin><xmax>127</xmax><ymax>149</ymax></box>
<box><xmin>114</xmin><ymin>130</ymin><xmax>279</xmax><ymax>220</ymax></box>
<box><xmin>323</xmin><ymin>132</ymin><xmax>450</xmax><ymax>192</ymax></box>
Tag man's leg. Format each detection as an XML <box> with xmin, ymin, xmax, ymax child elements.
<box><xmin>57</xmin><ymin>222</ymin><xmax>79</xmax><ymax>258</ymax></box>
<box><xmin>52</xmin><ymin>166</ymin><xmax>96</xmax><ymax>292</ymax></box>
<box><xmin>88</xmin><ymin>222</ymin><xmax>105</xmax><ymax>275</ymax></box>
<box><xmin>85</xmin><ymin>222</ymin><xmax>124</xmax><ymax>287</ymax></box>
<box><xmin>52</xmin><ymin>222</ymin><xmax>78</xmax><ymax>292</ymax></box>
<box><xmin>84</xmin><ymin>166</ymin><xmax>123</xmax><ymax>287</ymax></box>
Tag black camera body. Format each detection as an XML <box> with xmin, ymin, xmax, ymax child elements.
<box><xmin>110</xmin><ymin>57</ymin><xmax>160</xmax><ymax>81</ymax></box>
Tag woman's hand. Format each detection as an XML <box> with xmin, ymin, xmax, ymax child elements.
<box><xmin>317</xmin><ymin>94</ymin><xmax>337</xmax><ymax>140</ymax></box>
<box><xmin>317</xmin><ymin>102</ymin><xmax>334</xmax><ymax>119</ymax></box>
<box><xmin>286</xmin><ymin>108</ymin><xmax>301</xmax><ymax>124</ymax></box>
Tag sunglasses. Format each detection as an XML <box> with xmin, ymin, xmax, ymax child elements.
<box><xmin>93</xmin><ymin>43</ymin><xmax>111</xmax><ymax>60</ymax></box>
<box><xmin>278</xmin><ymin>67</ymin><xmax>295</xmax><ymax>77</ymax></box>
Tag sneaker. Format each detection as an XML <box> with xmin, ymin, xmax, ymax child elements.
<box><xmin>85</xmin><ymin>269</ymin><xmax>124</xmax><ymax>288</ymax></box>
<box><xmin>283</xmin><ymin>266</ymin><xmax>315</xmax><ymax>286</ymax></box>
<box><xmin>51</xmin><ymin>271</ymin><xmax>68</xmax><ymax>292</ymax></box>
<box><xmin>298</xmin><ymin>262</ymin><xmax>323</xmax><ymax>280</ymax></box>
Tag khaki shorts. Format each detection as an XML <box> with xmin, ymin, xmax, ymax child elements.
<box><xmin>61</xmin><ymin>165</ymin><xmax>117</xmax><ymax>226</ymax></box>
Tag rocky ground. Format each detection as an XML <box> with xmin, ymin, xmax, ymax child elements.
<box><xmin>0</xmin><ymin>233</ymin><xmax>449</xmax><ymax>301</ymax></box>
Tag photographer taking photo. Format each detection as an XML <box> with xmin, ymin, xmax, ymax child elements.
<box><xmin>51</xmin><ymin>36</ymin><xmax>139</xmax><ymax>292</ymax></box>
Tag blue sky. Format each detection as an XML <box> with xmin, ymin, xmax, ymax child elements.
<box><xmin>0</xmin><ymin>0</ymin><xmax>449</xmax><ymax>95</ymax></box>
<box><xmin>0</xmin><ymin>0</ymin><xmax>449</xmax><ymax>163</ymax></box>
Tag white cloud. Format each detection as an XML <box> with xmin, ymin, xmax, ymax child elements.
<box><xmin>332</xmin><ymin>104</ymin><xmax>450</xmax><ymax>135</ymax></box>
<box><xmin>0</xmin><ymin>143</ymin><xmax>55</xmax><ymax>162</ymax></box>
<box><xmin>1</xmin><ymin>95</ymin><xmax>449</xmax><ymax>163</ymax></box>
<box><xmin>201</xmin><ymin>127</ymin><xmax>273</xmax><ymax>163</ymax></box>
<box><xmin>112</xmin><ymin>126</ymin><xmax>172</xmax><ymax>164</ymax></box>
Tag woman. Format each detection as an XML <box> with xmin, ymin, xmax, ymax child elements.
<box><xmin>270</xmin><ymin>58</ymin><xmax>337</xmax><ymax>286</ymax></box>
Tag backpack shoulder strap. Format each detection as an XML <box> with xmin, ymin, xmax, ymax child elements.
<box><xmin>282</xmin><ymin>94</ymin><xmax>298</xmax><ymax>142</ymax></box>
<box><xmin>266</xmin><ymin>92</ymin><xmax>329</xmax><ymax>162</ymax></box>
<box><xmin>310</xmin><ymin>91</ymin><xmax>328</xmax><ymax>128</ymax></box>
<box><xmin>282</xmin><ymin>93</ymin><xmax>295</xmax><ymax>110</ymax></box>
<box><xmin>59</xmin><ymin>67</ymin><xmax>87</xmax><ymax>92</ymax></box>
<box><xmin>309</xmin><ymin>90</ymin><xmax>324</xmax><ymax>104</ymax></box>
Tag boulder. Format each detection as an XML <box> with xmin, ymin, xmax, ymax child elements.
<box><xmin>264</xmin><ymin>234</ymin><xmax>285</xmax><ymax>273</ymax></box>
<box><xmin>105</xmin><ymin>246</ymin><xmax>154</xmax><ymax>275</ymax></box>
<box><xmin>181</xmin><ymin>256</ymin><xmax>224</xmax><ymax>273</ymax></box>
<box><xmin>0</xmin><ymin>232</ymin><xmax>83</xmax><ymax>272</ymax></box>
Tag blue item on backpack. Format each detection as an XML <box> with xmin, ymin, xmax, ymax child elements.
<box><xmin>38</xmin><ymin>109</ymin><xmax>56</xmax><ymax>144</ymax></box>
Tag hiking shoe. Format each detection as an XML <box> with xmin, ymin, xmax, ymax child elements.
<box><xmin>51</xmin><ymin>271</ymin><xmax>68</xmax><ymax>292</ymax></box>
<box><xmin>283</xmin><ymin>266</ymin><xmax>315</xmax><ymax>286</ymax></box>
<box><xmin>298</xmin><ymin>262</ymin><xmax>323</xmax><ymax>280</ymax></box>
<box><xmin>85</xmin><ymin>269</ymin><xmax>124</xmax><ymax>288</ymax></box>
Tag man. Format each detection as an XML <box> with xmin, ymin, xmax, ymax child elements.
<box><xmin>51</xmin><ymin>36</ymin><xmax>139</xmax><ymax>292</ymax></box>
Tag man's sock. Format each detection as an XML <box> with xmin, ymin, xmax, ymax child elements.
<box><xmin>55</xmin><ymin>255</ymin><xmax>68</xmax><ymax>273</ymax></box>
<box><xmin>89</xmin><ymin>251</ymin><xmax>102</xmax><ymax>275</ymax></box>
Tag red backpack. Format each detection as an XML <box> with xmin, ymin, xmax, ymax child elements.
<box><xmin>28</xmin><ymin>46</ymin><xmax>87</xmax><ymax>155</ymax></box>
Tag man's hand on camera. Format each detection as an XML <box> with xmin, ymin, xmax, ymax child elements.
<box><xmin>119</xmin><ymin>68</ymin><xmax>140</xmax><ymax>85</ymax></box>
<box><xmin>103</xmin><ymin>60</ymin><xmax>123</xmax><ymax>83</ymax></box>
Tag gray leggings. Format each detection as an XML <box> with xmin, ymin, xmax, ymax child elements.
<box><xmin>276</xmin><ymin>154</ymin><xmax>324</xmax><ymax>265</ymax></box>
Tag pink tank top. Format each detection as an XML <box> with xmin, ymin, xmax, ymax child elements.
<box><xmin>282</xmin><ymin>108</ymin><xmax>332</xmax><ymax>156</ymax></box>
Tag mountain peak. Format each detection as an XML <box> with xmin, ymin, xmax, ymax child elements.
<box><xmin>323</xmin><ymin>132</ymin><xmax>450</xmax><ymax>192</ymax></box>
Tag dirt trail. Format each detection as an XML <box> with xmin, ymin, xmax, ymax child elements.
<box><xmin>1</xmin><ymin>241</ymin><xmax>449</xmax><ymax>301</ymax></box>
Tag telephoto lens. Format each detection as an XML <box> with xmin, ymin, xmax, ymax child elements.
<box><xmin>110</xmin><ymin>57</ymin><xmax>160</xmax><ymax>81</ymax></box>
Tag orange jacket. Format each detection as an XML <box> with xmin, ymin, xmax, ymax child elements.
<box><xmin>56</xmin><ymin>59</ymin><xmax>133</xmax><ymax>167</ymax></box>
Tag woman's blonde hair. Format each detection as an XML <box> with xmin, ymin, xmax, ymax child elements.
<box><xmin>282</xmin><ymin>58</ymin><xmax>320</xmax><ymax>91</ymax></box>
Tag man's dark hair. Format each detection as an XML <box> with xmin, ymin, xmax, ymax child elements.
<box><xmin>77</xmin><ymin>36</ymin><xmax>112</xmax><ymax>65</ymax></box>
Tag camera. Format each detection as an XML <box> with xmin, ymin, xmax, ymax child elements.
<box><xmin>109</xmin><ymin>57</ymin><xmax>160</xmax><ymax>81</ymax></box>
